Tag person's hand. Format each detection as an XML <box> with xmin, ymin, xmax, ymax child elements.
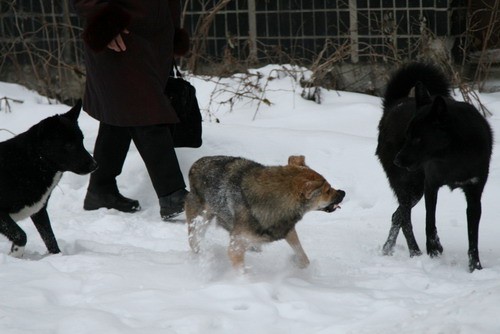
<box><xmin>107</xmin><ymin>29</ymin><xmax>129</xmax><ymax>52</ymax></box>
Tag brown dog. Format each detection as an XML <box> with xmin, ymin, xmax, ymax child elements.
<box><xmin>185</xmin><ymin>155</ymin><xmax>345</xmax><ymax>270</ymax></box>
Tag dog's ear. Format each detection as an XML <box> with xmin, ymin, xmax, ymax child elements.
<box><xmin>303</xmin><ymin>180</ymin><xmax>323</xmax><ymax>199</ymax></box>
<box><xmin>415</xmin><ymin>81</ymin><xmax>431</xmax><ymax>108</ymax></box>
<box><xmin>63</xmin><ymin>100</ymin><xmax>82</xmax><ymax>122</ymax></box>
<box><xmin>288</xmin><ymin>155</ymin><xmax>306</xmax><ymax>167</ymax></box>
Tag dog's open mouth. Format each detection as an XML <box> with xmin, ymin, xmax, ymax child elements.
<box><xmin>322</xmin><ymin>203</ymin><xmax>341</xmax><ymax>213</ymax></box>
<box><xmin>321</xmin><ymin>190</ymin><xmax>345</xmax><ymax>213</ymax></box>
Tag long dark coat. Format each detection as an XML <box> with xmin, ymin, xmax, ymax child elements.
<box><xmin>72</xmin><ymin>0</ymin><xmax>182</xmax><ymax>126</ymax></box>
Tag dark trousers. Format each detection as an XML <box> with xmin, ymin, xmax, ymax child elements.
<box><xmin>88</xmin><ymin>122</ymin><xmax>186</xmax><ymax>198</ymax></box>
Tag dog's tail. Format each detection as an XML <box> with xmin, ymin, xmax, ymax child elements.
<box><xmin>383</xmin><ymin>63</ymin><xmax>451</xmax><ymax>110</ymax></box>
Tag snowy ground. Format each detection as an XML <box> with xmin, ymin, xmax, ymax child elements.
<box><xmin>1</xmin><ymin>65</ymin><xmax>500</xmax><ymax>333</ymax></box>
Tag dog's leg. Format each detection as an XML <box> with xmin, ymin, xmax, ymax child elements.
<box><xmin>285</xmin><ymin>227</ymin><xmax>310</xmax><ymax>268</ymax></box>
<box><xmin>187</xmin><ymin>218</ymin><xmax>203</xmax><ymax>253</ymax></box>
<box><xmin>185</xmin><ymin>193</ymin><xmax>211</xmax><ymax>253</ymax></box>
<box><xmin>464</xmin><ymin>184</ymin><xmax>484</xmax><ymax>272</ymax></box>
<box><xmin>400</xmin><ymin>200</ymin><xmax>422</xmax><ymax>257</ymax></box>
<box><xmin>31</xmin><ymin>206</ymin><xmax>61</xmax><ymax>254</ymax></box>
<box><xmin>228</xmin><ymin>232</ymin><xmax>249</xmax><ymax>271</ymax></box>
<box><xmin>0</xmin><ymin>212</ymin><xmax>27</xmax><ymax>258</ymax></box>
<box><xmin>383</xmin><ymin>207</ymin><xmax>402</xmax><ymax>255</ymax></box>
<box><xmin>424</xmin><ymin>186</ymin><xmax>443</xmax><ymax>257</ymax></box>
<box><xmin>383</xmin><ymin>205</ymin><xmax>421</xmax><ymax>256</ymax></box>
<box><xmin>187</xmin><ymin>214</ymin><xmax>212</xmax><ymax>253</ymax></box>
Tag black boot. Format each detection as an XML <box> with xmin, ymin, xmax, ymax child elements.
<box><xmin>84</xmin><ymin>191</ymin><xmax>141</xmax><ymax>213</ymax></box>
<box><xmin>160</xmin><ymin>188</ymin><xmax>189</xmax><ymax>221</ymax></box>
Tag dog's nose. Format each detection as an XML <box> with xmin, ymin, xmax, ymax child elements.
<box><xmin>336</xmin><ymin>190</ymin><xmax>345</xmax><ymax>202</ymax></box>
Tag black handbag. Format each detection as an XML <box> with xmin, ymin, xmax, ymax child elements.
<box><xmin>165</xmin><ymin>61</ymin><xmax>202</xmax><ymax>148</ymax></box>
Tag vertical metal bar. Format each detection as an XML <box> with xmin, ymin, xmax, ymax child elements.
<box><xmin>349</xmin><ymin>0</ymin><xmax>359</xmax><ymax>63</ymax></box>
<box><xmin>247</xmin><ymin>0</ymin><xmax>258</xmax><ymax>63</ymax></box>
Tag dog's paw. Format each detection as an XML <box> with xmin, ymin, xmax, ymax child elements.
<box><xmin>230</xmin><ymin>263</ymin><xmax>250</xmax><ymax>275</ymax></box>
<box><xmin>382</xmin><ymin>242</ymin><xmax>395</xmax><ymax>256</ymax></box>
<box><xmin>188</xmin><ymin>236</ymin><xmax>201</xmax><ymax>254</ymax></box>
<box><xmin>238</xmin><ymin>266</ymin><xmax>250</xmax><ymax>275</ymax></box>
<box><xmin>468</xmin><ymin>250</ymin><xmax>482</xmax><ymax>272</ymax></box>
<box><xmin>9</xmin><ymin>245</ymin><xmax>25</xmax><ymax>258</ymax></box>
<box><xmin>292</xmin><ymin>255</ymin><xmax>310</xmax><ymax>269</ymax></box>
<box><xmin>469</xmin><ymin>260</ymin><xmax>483</xmax><ymax>272</ymax></box>
<box><xmin>426</xmin><ymin>238</ymin><xmax>444</xmax><ymax>258</ymax></box>
<box><xmin>409</xmin><ymin>248</ymin><xmax>422</xmax><ymax>257</ymax></box>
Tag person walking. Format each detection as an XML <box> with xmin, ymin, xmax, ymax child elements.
<box><xmin>72</xmin><ymin>0</ymin><xmax>191</xmax><ymax>220</ymax></box>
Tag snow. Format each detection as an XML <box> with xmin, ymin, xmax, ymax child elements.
<box><xmin>1</xmin><ymin>65</ymin><xmax>500</xmax><ymax>333</ymax></box>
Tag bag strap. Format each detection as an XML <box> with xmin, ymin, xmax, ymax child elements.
<box><xmin>172</xmin><ymin>59</ymin><xmax>182</xmax><ymax>78</ymax></box>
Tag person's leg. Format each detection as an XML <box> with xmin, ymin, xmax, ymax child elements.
<box><xmin>84</xmin><ymin>122</ymin><xmax>140</xmax><ymax>212</ymax></box>
<box><xmin>129</xmin><ymin>124</ymin><xmax>187</xmax><ymax>220</ymax></box>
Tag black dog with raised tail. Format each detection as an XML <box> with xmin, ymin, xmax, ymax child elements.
<box><xmin>376</xmin><ymin>63</ymin><xmax>492</xmax><ymax>272</ymax></box>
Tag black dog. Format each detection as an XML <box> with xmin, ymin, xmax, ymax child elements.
<box><xmin>0</xmin><ymin>101</ymin><xmax>97</xmax><ymax>257</ymax></box>
<box><xmin>376</xmin><ymin>63</ymin><xmax>493</xmax><ymax>272</ymax></box>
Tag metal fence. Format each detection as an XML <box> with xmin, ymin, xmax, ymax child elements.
<box><xmin>0</xmin><ymin>0</ymin><xmax>475</xmax><ymax>100</ymax></box>
<box><xmin>183</xmin><ymin>0</ymin><xmax>467</xmax><ymax>64</ymax></box>
<box><xmin>0</xmin><ymin>0</ymin><xmax>83</xmax><ymax>102</ymax></box>
<box><xmin>0</xmin><ymin>0</ymin><xmax>469</xmax><ymax>67</ymax></box>
<box><xmin>0</xmin><ymin>1</ymin><xmax>81</xmax><ymax>63</ymax></box>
